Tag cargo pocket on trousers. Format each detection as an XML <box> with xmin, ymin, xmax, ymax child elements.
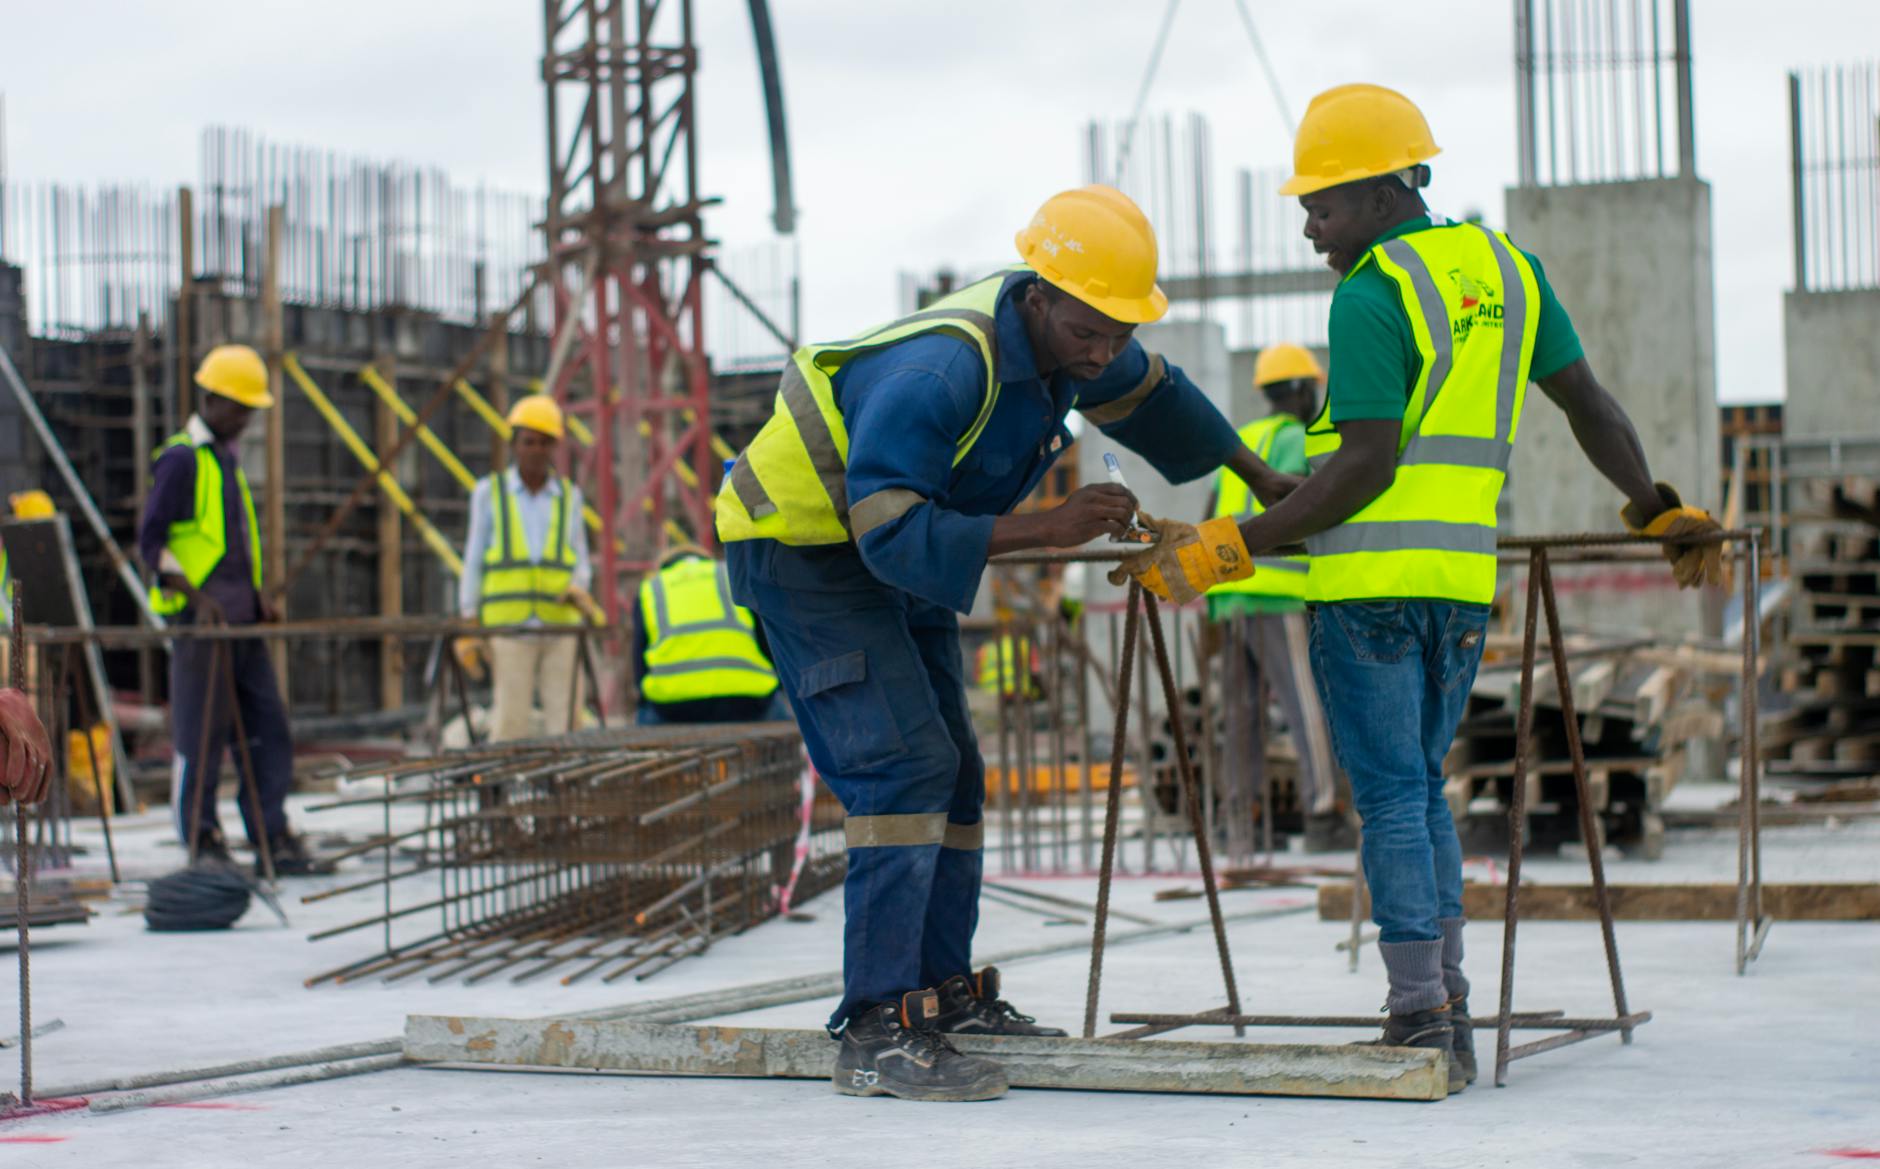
<box><xmin>796</xmin><ymin>649</ymin><xmax>907</xmax><ymax>773</ymax></box>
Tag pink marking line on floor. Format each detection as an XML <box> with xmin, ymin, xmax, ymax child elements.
<box><xmin>1820</xmin><ymin>1151</ymin><xmax>1880</xmax><ymax>1161</ymax></box>
<box><xmin>0</xmin><ymin>1134</ymin><xmax>69</xmax><ymax>1143</ymax></box>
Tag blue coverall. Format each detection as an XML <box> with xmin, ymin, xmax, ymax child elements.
<box><xmin>725</xmin><ymin>270</ymin><xmax>1240</xmax><ymax>1029</ymax></box>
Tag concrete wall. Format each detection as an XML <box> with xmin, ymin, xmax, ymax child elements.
<box><xmin>1504</xmin><ymin>178</ymin><xmax>1720</xmax><ymax>636</ymax></box>
<box><xmin>1783</xmin><ymin>289</ymin><xmax>1880</xmax><ymax>438</ymax></box>
<box><xmin>0</xmin><ymin>265</ymin><xmax>27</xmax><ymax>498</ymax></box>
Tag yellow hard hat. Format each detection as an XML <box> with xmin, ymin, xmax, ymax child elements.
<box><xmin>1279</xmin><ymin>84</ymin><xmax>1442</xmax><ymax>197</ymax></box>
<box><xmin>9</xmin><ymin>490</ymin><xmax>55</xmax><ymax>520</ymax></box>
<box><xmin>506</xmin><ymin>393</ymin><xmax>565</xmax><ymax>440</ymax></box>
<box><xmin>1253</xmin><ymin>343</ymin><xmax>1325</xmax><ymax>388</ymax></box>
<box><xmin>1015</xmin><ymin>185</ymin><xmax>1168</xmax><ymax>325</ymax></box>
<box><xmin>194</xmin><ymin>344</ymin><xmax>274</xmax><ymax>409</ymax></box>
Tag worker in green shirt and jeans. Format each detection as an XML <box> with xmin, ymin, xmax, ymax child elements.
<box><xmin>1205</xmin><ymin>344</ymin><xmax>1345</xmax><ymax>853</ymax></box>
<box><xmin>1124</xmin><ymin>82</ymin><xmax>1725</xmax><ymax>1094</ymax></box>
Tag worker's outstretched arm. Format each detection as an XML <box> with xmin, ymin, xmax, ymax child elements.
<box><xmin>1535</xmin><ymin>358</ymin><xmax>1664</xmax><ymax>518</ymax></box>
<box><xmin>1235</xmin><ymin>419</ymin><xmax>1400</xmax><ymax>553</ymax></box>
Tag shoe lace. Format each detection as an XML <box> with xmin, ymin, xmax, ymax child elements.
<box><xmin>891</xmin><ymin>1018</ymin><xmax>960</xmax><ymax>1060</ymax></box>
<box><xmin>976</xmin><ymin>998</ymin><xmax>1036</xmax><ymax>1026</ymax></box>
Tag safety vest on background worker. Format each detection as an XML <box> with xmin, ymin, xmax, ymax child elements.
<box><xmin>715</xmin><ymin>271</ymin><xmax>1010</xmax><ymax>547</ymax></box>
<box><xmin>1302</xmin><ymin>219</ymin><xmax>1540</xmax><ymax>605</ymax></box>
<box><xmin>1211</xmin><ymin>416</ymin><xmax>1309</xmax><ymax>600</ymax></box>
<box><xmin>637</xmin><ymin>556</ymin><xmax>779</xmax><ymax>704</ymax></box>
<box><xmin>148</xmin><ymin>433</ymin><xmax>262</xmax><ymax>616</ymax></box>
<box><xmin>478</xmin><ymin>473</ymin><xmax>581</xmax><ymax>626</ymax></box>
<box><xmin>974</xmin><ymin>635</ymin><xmax>1040</xmax><ymax>698</ymax></box>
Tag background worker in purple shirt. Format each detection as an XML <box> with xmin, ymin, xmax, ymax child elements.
<box><xmin>138</xmin><ymin>344</ymin><xmax>315</xmax><ymax>875</ymax></box>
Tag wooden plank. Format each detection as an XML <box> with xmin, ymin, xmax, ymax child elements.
<box><xmin>1317</xmin><ymin>882</ymin><xmax>1880</xmax><ymax>922</ymax></box>
<box><xmin>402</xmin><ymin>1016</ymin><xmax>1449</xmax><ymax>1102</ymax></box>
<box><xmin>375</xmin><ymin>350</ymin><xmax>403</xmax><ymax>712</ymax></box>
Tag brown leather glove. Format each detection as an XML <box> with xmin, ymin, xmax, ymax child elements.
<box><xmin>1620</xmin><ymin>482</ymin><xmax>1728</xmax><ymax>590</ymax></box>
<box><xmin>0</xmin><ymin>688</ymin><xmax>53</xmax><ymax>807</ymax></box>
<box><xmin>1106</xmin><ymin>513</ymin><xmax>1255</xmax><ymax>605</ymax></box>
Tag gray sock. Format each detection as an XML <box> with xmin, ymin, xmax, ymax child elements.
<box><xmin>1439</xmin><ymin>917</ymin><xmax>1470</xmax><ymax>1002</ymax></box>
<box><xmin>1379</xmin><ymin>938</ymin><xmax>1447</xmax><ymax>1015</ymax></box>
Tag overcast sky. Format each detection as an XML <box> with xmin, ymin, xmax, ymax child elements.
<box><xmin>2</xmin><ymin>0</ymin><xmax>1874</xmax><ymax>402</ymax></box>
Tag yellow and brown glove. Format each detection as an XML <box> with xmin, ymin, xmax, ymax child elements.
<box><xmin>1620</xmin><ymin>482</ymin><xmax>1728</xmax><ymax>590</ymax></box>
<box><xmin>452</xmin><ymin>636</ymin><xmax>488</xmax><ymax>680</ymax></box>
<box><xmin>1106</xmin><ymin>513</ymin><xmax>1255</xmax><ymax>605</ymax></box>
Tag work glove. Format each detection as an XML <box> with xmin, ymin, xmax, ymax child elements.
<box><xmin>1620</xmin><ymin>482</ymin><xmax>1728</xmax><ymax>590</ymax></box>
<box><xmin>1106</xmin><ymin>513</ymin><xmax>1254</xmax><ymax>605</ymax></box>
<box><xmin>0</xmin><ymin>688</ymin><xmax>53</xmax><ymax>807</ymax></box>
<box><xmin>452</xmin><ymin>636</ymin><xmax>488</xmax><ymax>681</ymax></box>
<box><xmin>559</xmin><ymin>585</ymin><xmax>607</xmax><ymax>626</ymax></box>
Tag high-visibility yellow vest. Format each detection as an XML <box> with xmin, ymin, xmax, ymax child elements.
<box><xmin>478</xmin><ymin>473</ymin><xmax>581</xmax><ymax>626</ymax></box>
<box><xmin>974</xmin><ymin>634</ymin><xmax>1038</xmax><ymax>698</ymax></box>
<box><xmin>1211</xmin><ymin>414</ymin><xmax>1308</xmax><ymax>600</ymax></box>
<box><xmin>1302</xmin><ymin>221</ymin><xmax>1541</xmax><ymax>605</ymax></box>
<box><xmin>637</xmin><ymin>556</ymin><xmax>778</xmax><ymax>703</ymax></box>
<box><xmin>714</xmin><ymin>272</ymin><xmax>1014</xmax><ymax>546</ymax></box>
<box><xmin>149</xmin><ymin>433</ymin><xmax>262</xmax><ymax>616</ymax></box>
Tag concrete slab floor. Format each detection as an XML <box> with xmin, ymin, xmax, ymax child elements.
<box><xmin>0</xmin><ymin>779</ymin><xmax>1873</xmax><ymax>1168</ymax></box>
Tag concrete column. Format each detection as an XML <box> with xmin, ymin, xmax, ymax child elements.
<box><xmin>1782</xmin><ymin>290</ymin><xmax>1880</xmax><ymax>438</ymax></box>
<box><xmin>1504</xmin><ymin>178</ymin><xmax>1720</xmax><ymax>637</ymax></box>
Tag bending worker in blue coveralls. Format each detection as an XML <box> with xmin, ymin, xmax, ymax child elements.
<box><xmin>715</xmin><ymin>185</ymin><xmax>1272</xmax><ymax>1102</ymax></box>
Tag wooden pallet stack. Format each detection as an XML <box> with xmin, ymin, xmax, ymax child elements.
<box><xmin>1441</xmin><ymin>636</ymin><xmax>1724</xmax><ymax>859</ymax></box>
<box><xmin>1766</xmin><ymin>469</ymin><xmax>1880</xmax><ymax>778</ymax></box>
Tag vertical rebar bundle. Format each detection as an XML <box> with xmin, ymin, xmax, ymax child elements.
<box><xmin>1789</xmin><ymin>62</ymin><xmax>1880</xmax><ymax>292</ymax></box>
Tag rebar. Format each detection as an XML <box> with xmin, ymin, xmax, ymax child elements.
<box><xmin>304</xmin><ymin>723</ymin><xmax>842</xmax><ymax>987</ymax></box>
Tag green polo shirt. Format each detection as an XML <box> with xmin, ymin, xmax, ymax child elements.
<box><xmin>1208</xmin><ymin>413</ymin><xmax>1310</xmax><ymax>620</ymax></box>
<box><xmin>1326</xmin><ymin>215</ymin><xmax>1584</xmax><ymax>423</ymax></box>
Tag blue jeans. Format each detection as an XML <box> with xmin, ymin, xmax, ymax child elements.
<box><xmin>726</xmin><ymin>539</ymin><xmax>984</xmax><ymax>1030</ymax></box>
<box><xmin>1309</xmin><ymin>600</ymin><xmax>1489</xmax><ymax>944</ymax></box>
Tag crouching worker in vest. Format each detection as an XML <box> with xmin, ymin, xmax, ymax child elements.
<box><xmin>634</xmin><ymin>545</ymin><xmax>785</xmax><ymax>724</ymax></box>
<box><xmin>457</xmin><ymin>394</ymin><xmax>597</xmax><ymax>743</ymax></box>
<box><xmin>1206</xmin><ymin>344</ymin><xmax>1346</xmax><ymax>852</ymax></box>
<box><xmin>137</xmin><ymin>344</ymin><xmax>316</xmax><ymax>875</ymax></box>
<box><xmin>715</xmin><ymin>186</ymin><xmax>1281</xmax><ymax>1101</ymax></box>
<box><xmin>1123</xmin><ymin>85</ymin><xmax>1725</xmax><ymax>1094</ymax></box>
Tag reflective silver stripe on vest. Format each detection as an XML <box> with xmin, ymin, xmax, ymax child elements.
<box><xmin>1251</xmin><ymin>557</ymin><xmax>1309</xmax><ymax>573</ymax></box>
<box><xmin>849</xmin><ymin>488</ymin><xmax>927</xmax><ymax>539</ymax></box>
<box><xmin>846</xmin><ymin>812</ymin><xmax>947</xmax><ymax>848</ymax></box>
<box><xmin>646</xmin><ymin>656</ymin><xmax>779</xmax><ymax>680</ymax></box>
<box><xmin>1307</xmin><ymin>520</ymin><xmax>1497</xmax><ymax>557</ymax></box>
<box><xmin>1396</xmin><ymin>433</ymin><xmax>1514</xmax><ymax>472</ymax></box>
<box><xmin>729</xmin><ymin>452</ymin><xmax>776</xmax><ymax>520</ymax></box>
<box><xmin>1478</xmin><ymin>226</ymin><xmax>1529</xmax><ymax>442</ymax></box>
<box><xmin>1079</xmin><ymin>352</ymin><xmax>1167</xmax><ymax>426</ymax></box>
<box><xmin>942</xmin><ymin>820</ymin><xmax>983</xmax><ymax>851</ymax></box>
<box><xmin>486</xmin><ymin>476</ymin><xmax>574</xmax><ymax>571</ymax></box>
<box><xmin>778</xmin><ymin>363</ymin><xmax>852</xmax><ymax>524</ymax></box>
<box><xmin>1379</xmin><ymin>238</ymin><xmax>1454</xmax><ymax>425</ymax></box>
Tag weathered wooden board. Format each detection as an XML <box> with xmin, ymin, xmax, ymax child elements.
<box><xmin>1317</xmin><ymin>882</ymin><xmax>1880</xmax><ymax>922</ymax></box>
<box><xmin>403</xmin><ymin>1015</ymin><xmax>1449</xmax><ymax>1102</ymax></box>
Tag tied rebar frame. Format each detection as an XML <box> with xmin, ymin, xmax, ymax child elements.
<box><xmin>1072</xmin><ymin>529</ymin><xmax>1764</xmax><ymax>1088</ymax></box>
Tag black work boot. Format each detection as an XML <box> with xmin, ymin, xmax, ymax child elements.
<box><xmin>190</xmin><ymin>824</ymin><xmax>233</xmax><ymax>867</ymax></box>
<box><xmin>934</xmin><ymin>967</ymin><xmax>1068</xmax><ymax>1037</ymax></box>
<box><xmin>1358</xmin><ymin>1004</ymin><xmax>1463</xmax><ymax>1094</ymax></box>
<box><xmin>257</xmin><ymin>832</ymin><xmax>324</xmax><ymax>878</ymax></box>
<box><xmin>833</xmin><ymin>990</ymin><xmax>1009</xmax><ymax>1101</ymax></box>
<box><xmin>1448</xmin><ymin>995</ymin><xmax>1477</xmax><ymax>1085</ymax></box>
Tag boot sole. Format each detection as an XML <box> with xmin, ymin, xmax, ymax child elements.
<box><xmin>832</xmin><ymin>1068</ymin><xmax>1009</xmax><ymax>1102</ymax></box>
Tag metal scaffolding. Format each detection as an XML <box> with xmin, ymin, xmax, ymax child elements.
<box><xmin>541</xmin><ymin>0</ymin><xmax>718</xmax><ymax>616</ymax></box>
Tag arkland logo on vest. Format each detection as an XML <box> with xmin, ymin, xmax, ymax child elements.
<box><xmin>1446</xmin><ymin>269</ymin><xmax>1504</xmax><ymax>344</ymax></box>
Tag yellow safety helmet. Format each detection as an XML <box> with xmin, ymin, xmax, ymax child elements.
<box><xmin>1279</xmin><ymin>84</ymin><xmax>1442</xmax><ymax>197</ymax></box>
<box><xmin>195</xmin><ymin>344</ymin><xmax>273</xmax><ymax>409</ymax></box>
<box><xmin>506</xmin><ymin>393</ymin><xmax>565</xmax><ymax>440</ymax></box>
<box><xmin>1253</xmin><ymin>343</ymin><xmax>1325</xmax><ymax>388</ymax></box>
<box><xmin>1015</xmin><ymin>185</ymin><xmax>1168</xmax><ymax>325</ymax></box>
<box><xmin>9</xmin><ymin>490</ymin><xmax>55</xmax><ymax>520</ymax></box>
